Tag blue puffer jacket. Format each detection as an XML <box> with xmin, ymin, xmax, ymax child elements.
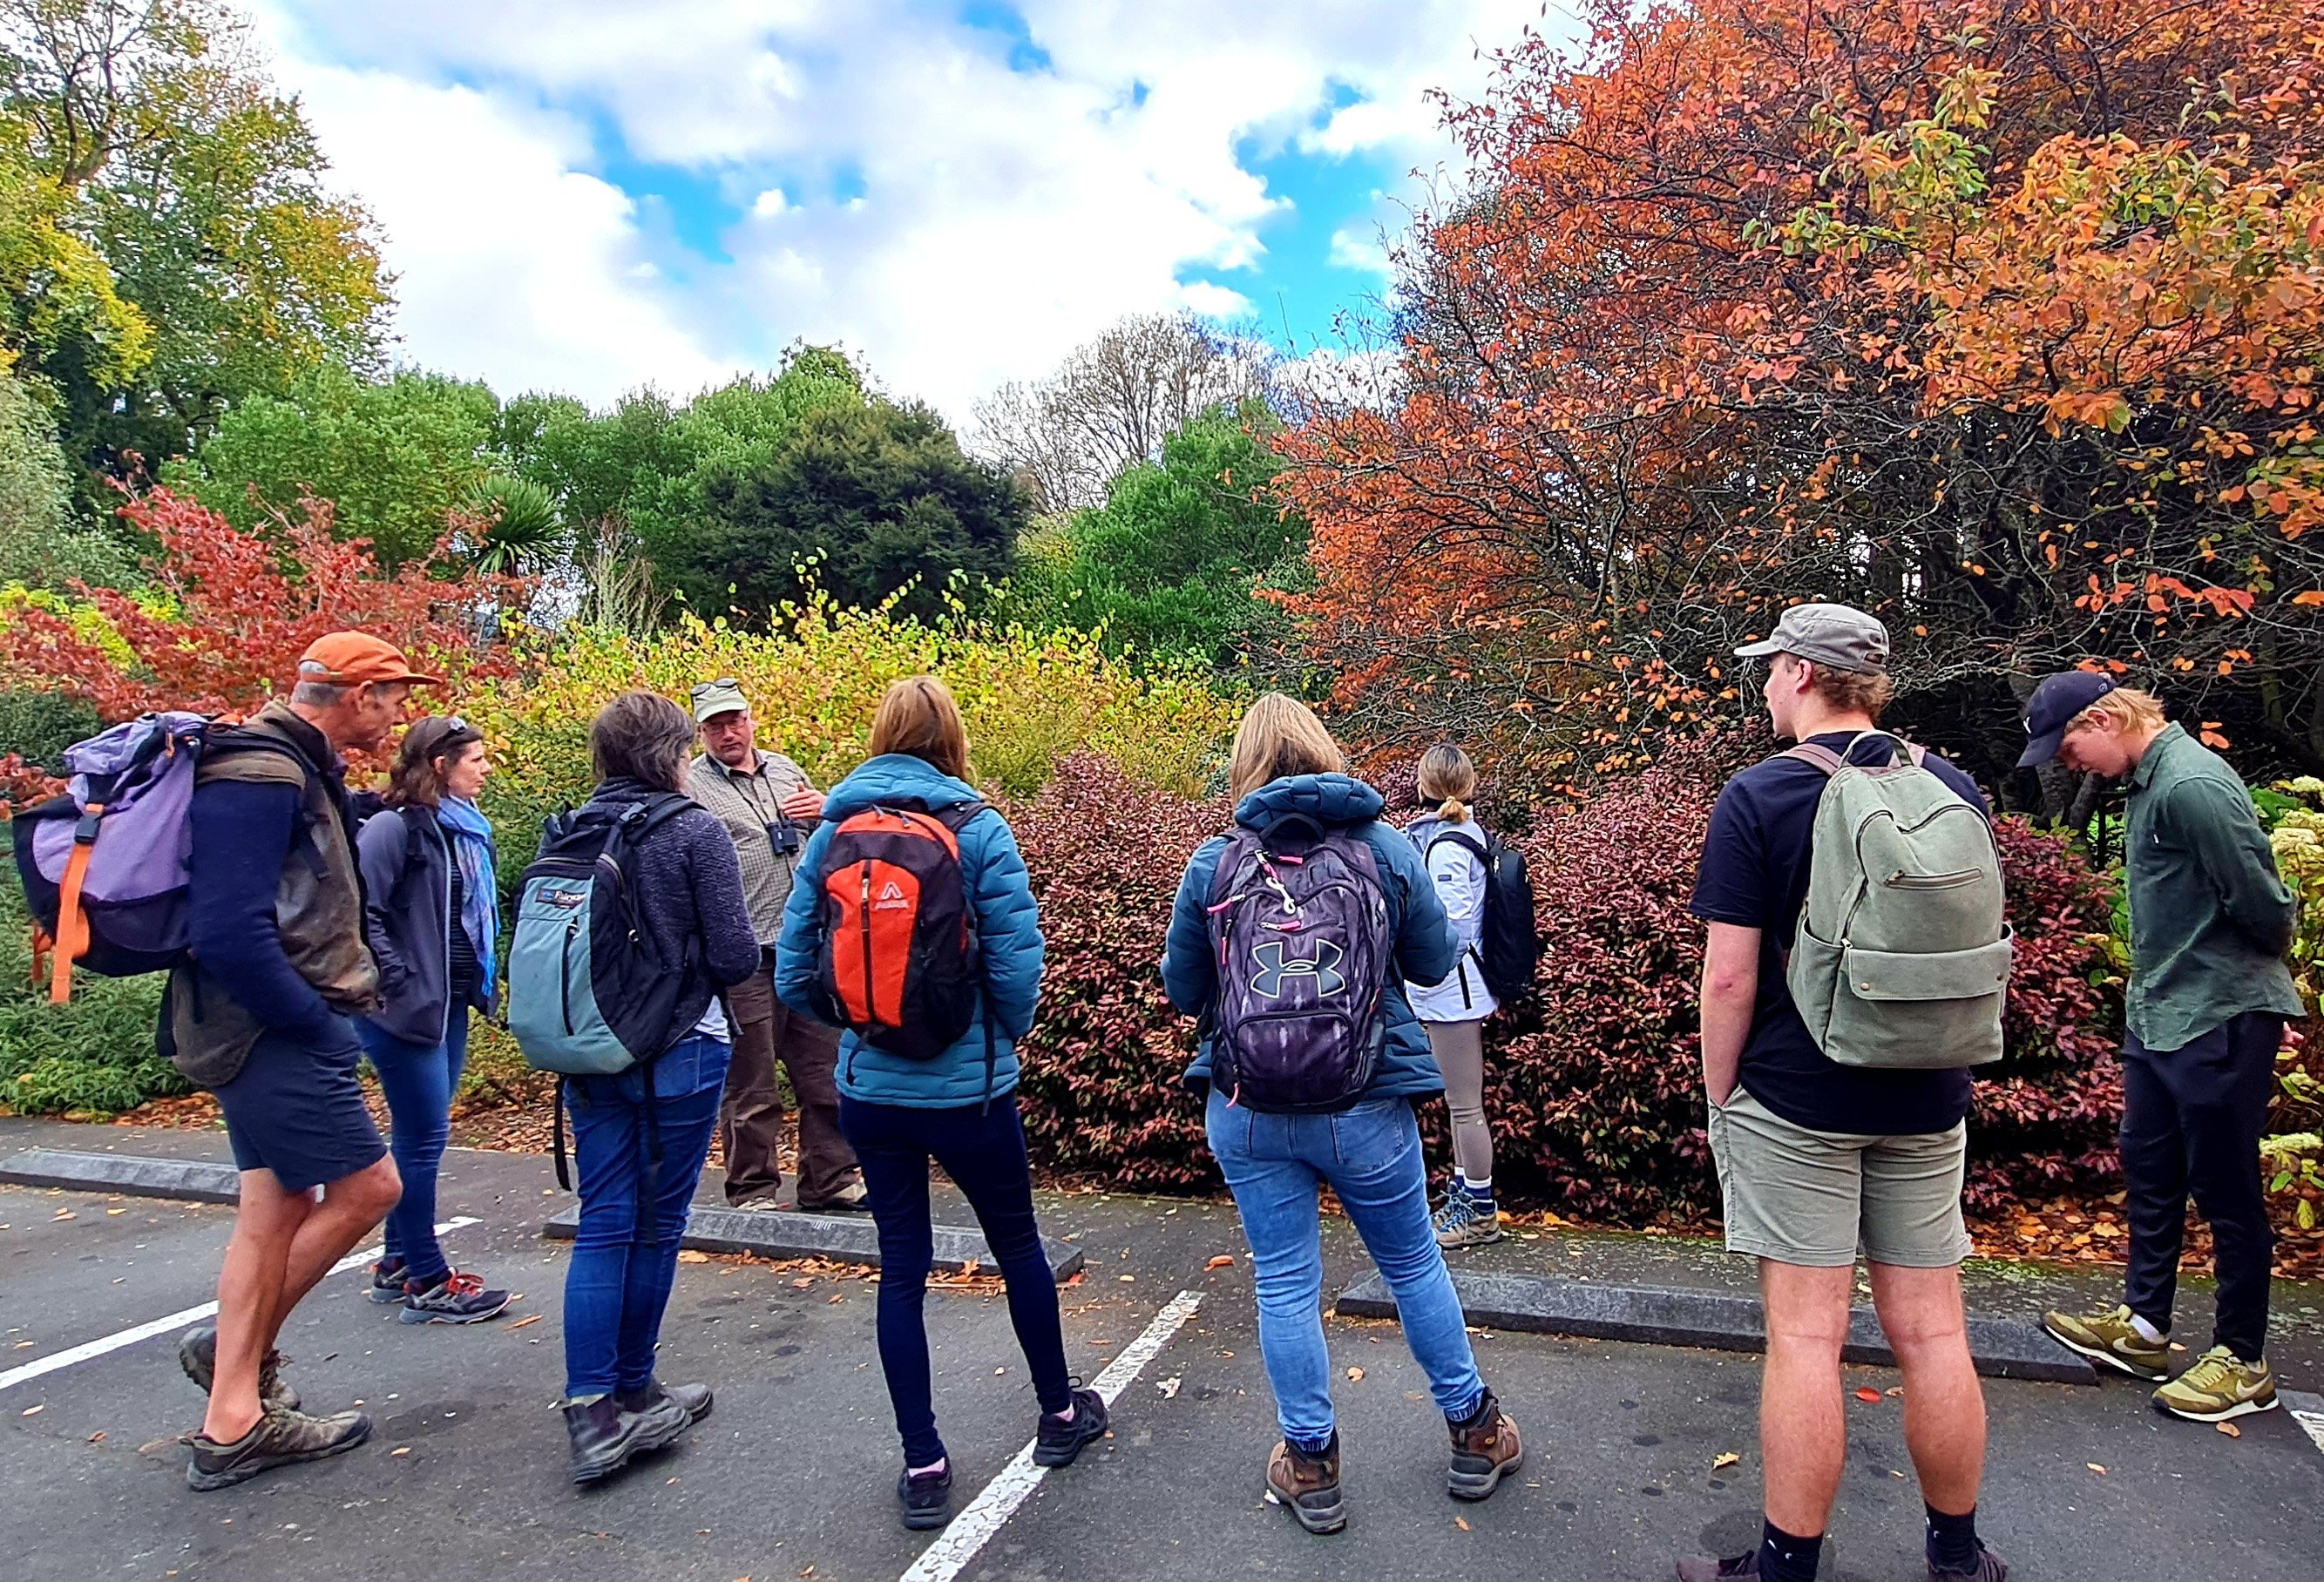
<box><xmin>1162</xmin><ymin>773</ymin><xmax>1456</xmax><ymax>1101</ymax></box>
<box><xmin>775</xmin><ymin>754</ymin><xmax>1044</xmax><ymax>1107</ymax></box>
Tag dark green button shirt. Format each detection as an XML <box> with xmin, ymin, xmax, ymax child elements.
<box><xmin>2122</xmin><ymin>724</ymin><xmax>2304</xmax><ymax>1051</ymax></box>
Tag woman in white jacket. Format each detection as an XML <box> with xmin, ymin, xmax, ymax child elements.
<box><xmin>1404</xmin><ymin>745</ymin><xmax>1502</xmax><ymax>1248</ymax></box>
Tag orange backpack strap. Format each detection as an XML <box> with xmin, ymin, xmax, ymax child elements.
<box><xmin>48</xmin><ymin>801</ymin><xmax>102</xmax><ymax>1004</ymax></box>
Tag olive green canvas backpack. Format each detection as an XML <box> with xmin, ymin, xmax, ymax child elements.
<box><xmin>1784</xmin><ymin>731</ymin><xmax>2010</xmax><ymax>1070</ymax></box>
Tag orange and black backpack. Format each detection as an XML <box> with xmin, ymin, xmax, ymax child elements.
<box><xmin>809</xmin><ymin>797</ymin><xmax>991</xmax><ymax>1078</ymax></box>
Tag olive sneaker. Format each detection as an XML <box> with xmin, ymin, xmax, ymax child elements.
<box><xmin>186</xmin><ymin>1403</ymin><xmax>370</xmax><ymax>1491</ymax></box>
<box><xmin>177</xmin><ymin>1323</ymin><xmax>300</xmax><ymax>1412</ymax></box>
<box><xmin>2041</xmin><ymin>1304</ymin><xmax>2168</xmax><ymax>1382</ymax></box>
<box><xmin>2151</xmin><ymin>1346</ymin><xmax>2279</xmax><ymax>1423</ymax></box>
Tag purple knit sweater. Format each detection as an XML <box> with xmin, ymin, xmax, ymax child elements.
<box><xmin>587</xmin><ymin>778</ymin><xmax>760</xmax><ymax>1027</ymax></box>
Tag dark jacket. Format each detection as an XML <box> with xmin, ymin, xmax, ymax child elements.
<box><xmin>170</xmin><ymin>702</ymin><xmax>380</xmax><ymax>1086</ymax></box>
<box><xmin>774</xmin><ymin>753</ymin><xmax>1045</xmax><ymax>1107</ymax></box>
<box><xmin>1163</xmin><ymin>773</ymin><xmax>1456</xmax><ymax>1101</ymax></box>
<box><xmin>357</xmin><ymin>804</ymin><xmax>496</xmax><ymax>1047</ymax></box>
<box><xmin>586</xmin><ymin>777</ymin><xmax>760</xmax><ymax>1031</ymax></box>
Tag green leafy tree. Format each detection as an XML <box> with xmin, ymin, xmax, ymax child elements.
<box><xmin>3</xmin><ymin>0</ymin><xmax>390</xmax><ymax>480</ymax></box>
<box><xmin>165</xmin><ymin>365</ymin><xmax>499</xmax><ymax>568</ymax></box>
<box><xmin>1012</xmin><ymin>402</ymin><xmax>1309</xmax><ymax>666</ymax></box>
<box><xmin>0</xmin><ymin>358</ymin><xmax>127</xmax><ymax>586</ymax></box>
<box><xmin>686</xmin><ymin>397</ymin><xmax>1026</xmax><ymax>623</ymax></box>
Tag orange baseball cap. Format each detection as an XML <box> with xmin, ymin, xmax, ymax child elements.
<box><xmin>295</xmin><ymin>632</ymin><xmax>443</xmax><ymax>689</ymax></box>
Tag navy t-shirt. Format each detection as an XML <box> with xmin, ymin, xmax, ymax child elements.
<box><xmin>1689</xmin><ymin>732</ymin><xmax>1987</xmax><ymax>1134</ymax></box>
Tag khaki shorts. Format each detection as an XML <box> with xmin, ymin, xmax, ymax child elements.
<box><xmin>1707</xmin><ymin>1087</ymin><xmax>1971</xmax><ymax>1268</ymax></box>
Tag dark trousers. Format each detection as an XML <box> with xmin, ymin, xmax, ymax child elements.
<box><xmin>839</xmin><ymin>1093</ymin><xmax>1072</xmax><ymax>1466</ymax></box>
<box><xmin>720</xmin><ymin>964</ymin><xmax>857</xmax><ymax>1206</ymax></box>
<box><xmin>2121</xmin><ymin>1011</ymin><xmax>2282</xmax><ymax>1360</ymax></box>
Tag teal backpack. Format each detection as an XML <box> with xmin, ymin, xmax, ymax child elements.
<box><xmin>1784</xmin><ymin>732</ymin><xmax>2011</xmax><ymax>1071</ymax></box>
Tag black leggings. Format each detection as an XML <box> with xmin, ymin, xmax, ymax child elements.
<box><xmin>839</xmin><ymin>1092</ymin><xmax>1072</xmax><ymax>1465</ymax></box>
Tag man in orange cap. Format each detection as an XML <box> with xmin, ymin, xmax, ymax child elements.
<box><xmin>169</xmin><ymin>632</ymin><xmax>437</xmax><ymax>1490</ymax></box>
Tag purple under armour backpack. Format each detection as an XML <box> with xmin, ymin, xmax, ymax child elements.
<box><xmin>1203</xmin><ymin>816</ymin><xmax>1394</xmax><ymax>1112</ymax></box>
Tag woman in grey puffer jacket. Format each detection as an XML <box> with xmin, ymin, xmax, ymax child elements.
<box><xmin>555</xmin><ymin>692</ymin><xmax>759</xmax><ymax>1489</ymax></box>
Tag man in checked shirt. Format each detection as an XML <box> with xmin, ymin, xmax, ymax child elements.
<box><xmin>687</xmin><ymin>678</ymin><xmax>867</xmax><ymax>1211</ymax></box>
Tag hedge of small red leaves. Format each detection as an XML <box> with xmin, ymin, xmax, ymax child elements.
<box><xmin>1009</xmin><ymin>751</ymin><xmax>2124</xmax><ymax>1224</ymax></box>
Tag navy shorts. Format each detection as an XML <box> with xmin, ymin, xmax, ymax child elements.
<box><xmin>214</xmin><ymin>1019</ymin><xmax>388</xmax><ymax>1193</ymax></box>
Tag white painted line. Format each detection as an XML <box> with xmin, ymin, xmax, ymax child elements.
<box><xmin>0</xmin><ymin>1216</ymin><xmax>478</xmax><ymax>1394</ymax></box>
<box><xmin>2283</xmin><ymin>1389</ymin><xmax>2324</xmax><ymax>1462</ymax></box>
<box><xmin>898</xmin><ymin>1288</ymin><xmax>1203</xmax><ymax>1582</ymax></box>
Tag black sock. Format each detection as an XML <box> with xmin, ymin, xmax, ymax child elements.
<box><xmin>1926</xmin><ymin>1504</ymin><xmax>1979</xmax><ymax>1573</ymax></box>
<box><xmin>1758</xmin><ymin>1520</ymin><xmax>1822</xmax><ymax>1582</ymax></box>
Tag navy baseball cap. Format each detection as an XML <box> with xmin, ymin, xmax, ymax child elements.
<box><xmin>2017</xmin><ymin>671</ymin><xmax>2119</xmax><ymax>768</ymax></box>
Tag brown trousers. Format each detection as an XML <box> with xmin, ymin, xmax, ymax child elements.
<box><xmin>719</xmin><ymin>964</ymin><xmax>857</xmax><ymax>1206</ymax></box>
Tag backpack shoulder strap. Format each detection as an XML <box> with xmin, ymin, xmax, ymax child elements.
<box><xmin>1780</xmin><ymin>742</ymin><xmax>1846</xmax><ymax>776</ymax></box>
<box><xmin>1424</xmin><ymin>824</ymin><xmax>1493</xmax><ymax>864</ymax></box>
<box><xmin>932</xmin><ymin>798</ymin><xmax>992</xmax><ymax>833</ymax></box>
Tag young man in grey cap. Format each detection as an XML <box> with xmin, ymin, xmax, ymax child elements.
<box><xmin>686</xmin><ymin>679</ymin><xmax>865</xmax><ymax>1211</ymax></box>
<box><xmin>1682</xmin><ymin>603</ymin><xmax>2002</xmax><ymax>1582</ymax></box>
<box><xmin>2024</xmin><ymin>672</ymin><xmax>2302</xmax><ymax>1421</ymax></box>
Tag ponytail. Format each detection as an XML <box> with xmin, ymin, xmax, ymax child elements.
<box><xmin>1436</xmin><ymin>795</ymin><xmax>1470</xmax><ymax>824</ymax></box>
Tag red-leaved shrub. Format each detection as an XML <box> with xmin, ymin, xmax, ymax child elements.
<box><xmin>1013</xmin><ymin>754</ymin><xmax>1223</xmax><ymax>1188</ymax></box>
<box><xmin>1008</xmin><ymin>750</ymin><xmax>2124</xmax><ymax>1223</ymax></box>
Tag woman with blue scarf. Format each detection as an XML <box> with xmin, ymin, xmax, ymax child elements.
<box><xmin>356</xmin><ymin>716</ymin><xmax>510</xmax><ymax>1325</ymax></box>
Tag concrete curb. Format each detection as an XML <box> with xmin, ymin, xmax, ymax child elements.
<box><xmin>0</xmin><ymin>1147</ymin><xmax>241</xmax><ymax>1205</ymax></box>
<box><xmin>1335</xmin><ymin>1268</ymin><xmax>2097</xmax><ymax>1384</ymax></box>
<box><xmin>541</xmin><ymin>1202</ymin><xmax>1086</xmax><ymax>1283</ymax></box>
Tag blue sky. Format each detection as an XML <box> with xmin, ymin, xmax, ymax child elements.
<box><xmin>250</xmin><ymin>1</ymin><xmax>1568</xmax><ymax>417</ymax></box>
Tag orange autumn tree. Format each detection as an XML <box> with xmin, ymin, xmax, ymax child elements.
<box><xmin>0</xmin><ymin>487</ymin><xmax>521</xmax><ymax>730</ymax></box>
<box><xmin>1281</xmin><ymin>0</ymin><xmax>2324</xmax><ymax>802</ymax></box>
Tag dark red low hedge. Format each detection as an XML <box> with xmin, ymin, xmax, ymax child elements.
<box><xmin>1011</xmin><ymin>753</ymin><xmax>2124</xmax><ymax>1222</ymax></box>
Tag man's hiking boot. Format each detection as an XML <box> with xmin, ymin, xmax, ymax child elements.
<box><xmin>1676</xmin><ymin>1552</ymin><xmax>1762</xmax><ymax>1581</ymax></box>
<box><xmin>1929</xmin><ymin>1539</ymin><xmax>2010</xmax><ymax>1581</ymax></box>
<box><xmin>1447</xmin><ymin>1390</ymin><xmax>1522</xmax><ymax>1500</ymax></box>
<box><xmin>1432</xmin><ymin>1190</ymin><xmax>1505</xmax><ymax>1249</ymax></box>
<box><xmin>619</xmin><ymin>1378</ymin><xmax>714</xmax><ymax>1450</ymax></box>
<box><xmin>185</xmin><ymin>1404</ymin><xmax>369</xmax><ymax>1491</ymax></box>
<box><xmin>399</xmin><ymin>1270</ymin><xmax>511</xmax><ymax>1325</ymax></box>
<box><xmin>898</xmin><ymin>1464</ymin><xmax>954</xmax><ymax>1530</ymax></box>
<box><xmin>800</xmin><ymin>1180</ymin><xmax>871</xmax><ymax>1212</ymax></box>
<box><xmin>2151</xmin><ymin>1346</ymin><xmax>2278</xmax><ymax>1422</ymax></box>
<box><xmin>563</xmin><ymin>1392</ymin><xmax>687</xmax><ymax>1487</ymax></box>
<box><xmin>2042</xmin><ymin>1304</ymin><xmax>2168</xmax><ymax>1381</ymax></box>
<box><xmin>366</xmin><ymin>1257</ymin><xmax>408</xmax><ymax>1304</ymax></box>
<box><xmin>177</xmin><ymin>1322</ymin><xmax>299</xmax><ymax>1411</ymax></box>
<box><xmin>1264</xmin><ymin>1437</ymin><xmax>1345</xmax><ymax>1534</ymax></box>
<box><xmin>1033</xmin><ymin>1386</ymin><xmax>1109</xmax><ymax>1466</ymax></box>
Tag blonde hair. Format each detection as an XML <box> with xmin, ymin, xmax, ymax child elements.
<box><xmin>1227</xmin><ymin>693</ymin><xmax>1345</xmax><ymax>801</ymax></box>
<box><xmin>1779</xmin><ymin>652</ymin><xmax>1895</xmax><ymax>720</ymax></box>
<box><xmin>1416</xmin><ymin>744</ymin><xmax>1477</xmax><ymax>823</ymax></box>
<box><xmin>2070</xmin><ymin>686</ymin><xmax>2166</xmax><ymax>736</ymax></box>
<box><xmin>867</xmin><ymin>675</ymin><xmax>971</xmax><ymax>781</ymax></box>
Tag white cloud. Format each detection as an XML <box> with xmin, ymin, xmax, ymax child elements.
<box><xmin>252</xmin><ymin>1</ymin><xmax>1557</xmax><ymax>416</ymax></box>
<box><xmin>1327</xmin><ymin>224</ymin><xmax>1392</xmax><ymax>278</ymax></box>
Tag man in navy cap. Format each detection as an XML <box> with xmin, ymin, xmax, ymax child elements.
<box><xmin>2022</xmin><ymin>672</ymin><xmax>2303</xmax><ymax>1422</ymax></box>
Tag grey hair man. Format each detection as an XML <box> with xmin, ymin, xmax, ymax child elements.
<box><xmin>685</xmin><ymin>679</ymin><xmax>864</xmax><ymax>1211</ymax></box>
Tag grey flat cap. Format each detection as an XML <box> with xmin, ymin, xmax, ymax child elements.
<box><xmin>1733</xmin><ymin>603</ymin><xmax>1890</xmax><ymax>674</ymax></box>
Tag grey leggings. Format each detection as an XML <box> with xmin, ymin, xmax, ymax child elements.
<box><xmin>1423</xmin><ymin>1019</ymin><xmax>1492</xmax><ymax>1184</ymax></box>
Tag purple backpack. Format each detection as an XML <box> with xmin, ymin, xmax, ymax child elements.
<box><xmin>10</xmin><ymin>713</ymin><xmax>304</xmax><ymax>1002</ymax></box>
<box><xmin>1203</xmin><ymin>816</ymin><xmax>1394</xmax><ymax>1112</ymax></box>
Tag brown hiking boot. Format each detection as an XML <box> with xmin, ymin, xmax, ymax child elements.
<box><xmin>1264</xmin><ymin>1437</ymin><xmax>1345</xmax><ymax>1533</ymax></box>
<box><xmin>178</xmin><ymin>1323</ymin><xmax>300</xmax><ymax>1411</ymax></box>
<box><xmin>1448</xmin><ymin>1389</ymin><xmax>1522</xmax><ymax>1499</ymax></box>
<box><xmin>1929</xmin><ymin>1539</ymin><xmax>2009</xmax><ymax>1581</ymax></box>
<box><xmin>185</xmin><ymin>1403</ymin><xmax>371</xmax><ymax>1491</ymax></box>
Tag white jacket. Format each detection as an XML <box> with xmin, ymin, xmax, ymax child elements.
<box><xmin>1402</xmin><ymin>814</ymin><xmax>1498</xmax><ymax>1024</ymax></box>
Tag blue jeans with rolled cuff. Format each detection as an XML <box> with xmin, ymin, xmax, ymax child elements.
<box><xmin>1205</xmin><ymin>1089</ymin><xmax>1486</xmax><ymax>1451</ymax></box>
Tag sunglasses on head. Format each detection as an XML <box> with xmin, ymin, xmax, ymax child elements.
<box><xmin>690</xmin><ymin>677</ymin><xmax>739</xmax><ymax>699</ymax></box>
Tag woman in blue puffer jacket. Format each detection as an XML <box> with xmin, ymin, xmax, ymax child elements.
<box><xmin>775</xmin><ymin>675</ymin><xmax>1106</xmax><ymax>1532</ymax></box>
<box><xmin>1162</xmin><ymin>693</ymin><xmax>1521</xmax><ymax>1537</ymax></box>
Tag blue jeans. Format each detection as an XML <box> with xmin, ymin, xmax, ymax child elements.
<box><xmin>358</xmin><ymin>1013</ymin><xmax>471</xmax><ymax>1285</ymax></box>
<box><xmin>1205</xmin><ymin>1089</ymin><xmax>1485</xmax><ymax>1450</ymax></box>
<box><xmin>840</xmin><ymin>1093</ymin><xmax>1073</xmax><ymax>1466</ymax></box>
<box><xmin>560</xmin><ymin>1035</ymin><xmax>730</xmax><ymax>1399</ymax></box>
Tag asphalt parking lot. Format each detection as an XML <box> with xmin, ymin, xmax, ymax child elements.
<box><xmin>4</xmin><ymin>1119</ymin><xmax>2321</xmax><ymax>1581</ymax></box>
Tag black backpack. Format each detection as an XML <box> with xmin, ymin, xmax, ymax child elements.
<box><xmin>1421</xmin><ymin>821</ymin><xmax>1539</xmax><ymax>1006</ymax></box>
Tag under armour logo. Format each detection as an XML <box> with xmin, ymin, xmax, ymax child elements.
<box><xmin>1250</xmin><ymin>939</ymin><xmax>1345</xmax><ymax>998</ymax></box>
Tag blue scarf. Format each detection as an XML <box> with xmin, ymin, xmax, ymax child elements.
<box><xmin>437</xmin><ymin>795</ymin><xmax>499</xmax><ymax>988</ymax></box>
